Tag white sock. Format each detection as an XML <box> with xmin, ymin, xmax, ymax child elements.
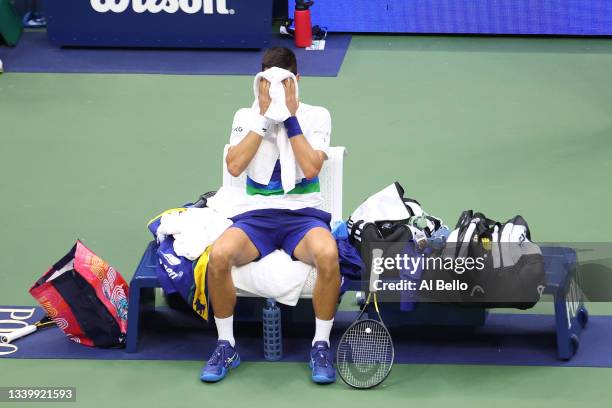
<box><xmin>215</xmin><ymin>315</ymin><xmax>235</xmax><ymax>347</ymax></box>
<box><xmin>312</xmin><ymin>318</ymin><xmax>334</xmax><ymax>346</ymax></box>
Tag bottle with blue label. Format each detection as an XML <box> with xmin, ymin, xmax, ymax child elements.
<box><xmin>263</xmin><ymin>298</ymin><xmax>282</xmax><ymax>361</ymax></box>
<box><xmin>428</xmin><ymin>226</ymin><xmax>450</xmax><ymax>250</ymax></box>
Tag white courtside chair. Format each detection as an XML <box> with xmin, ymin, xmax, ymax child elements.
<box><xmin>222</xmin><ymin>145</ymin><xmax>347</xmax><ymax>298</ymax></box>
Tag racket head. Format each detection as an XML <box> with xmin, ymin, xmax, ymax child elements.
<box><xmin>336</xmin><ymin>318</ymin><xmax>394</xmax><ymax>389</ymax></box>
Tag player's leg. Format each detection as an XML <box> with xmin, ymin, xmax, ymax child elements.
<box><xmin>292</xmin><ymin>226</ymin><xmax>340</xmax><ymax>384</ymax></box>
<box><xmin>208</xmin><ymin>227</ymin><xmax>260</xmax><ymax>320</ymax></box>
<box><xmin>201</xmin><ymin>227</ymin><xmax>259</xmax><ymax>383</ymax></box>
<box><xmin>293</xmin><ymin>227</ymin><xmax>341</xmax><ymax>321</ymax></box>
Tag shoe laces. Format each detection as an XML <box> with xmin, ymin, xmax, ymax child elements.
<box><xmin>208</xmin><ymin>344</ymin><xmax>229</xmax><ymax>365</ymax></box>
<box><xmin>313</xmin><ymin>347</ymin><xmax>331</xmax><ymax>368</ymax></box>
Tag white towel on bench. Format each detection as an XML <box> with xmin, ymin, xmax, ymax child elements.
<box><xmin>157</xmin><ymin>207</ymin><xmax>232</xmax><ymax>261</ymax></box>
<box><xmin>232</xmin><ymin>250</ymin><xmax>314</xmax><ymax>306</ymax></box>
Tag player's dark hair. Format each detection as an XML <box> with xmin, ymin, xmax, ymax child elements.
<box><xmin>261</xmin><ymin>47</ymin><xmax>298</xmax><ymax>75</ymax></box>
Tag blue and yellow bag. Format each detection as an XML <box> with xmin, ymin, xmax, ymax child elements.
<box><xmin>148</xmin><ymin>210</ymin><xmax>211</xmax><ymax>322</ymax></box>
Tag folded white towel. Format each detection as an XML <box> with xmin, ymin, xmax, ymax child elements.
<box><xmin>157</xmin><ymin>208</ymin><xmax>232</xmax><ymax>260</ymax></box>
<box><xmin>248</xmin><ymin>67</ymin><xmax>304</xmax><ymax>193</ymax></box>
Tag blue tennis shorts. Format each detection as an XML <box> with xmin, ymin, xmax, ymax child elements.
<box><xmin>230</xmin><ymin>208</ymin><xmax>332</xmax><ymax>259</ymax></box>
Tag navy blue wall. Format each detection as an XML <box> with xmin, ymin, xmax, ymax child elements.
<box><xmin>44</xmin><ymin>0</ymin><xmax>273</xmax><ymax>49</ymax></box>
<box><xmin>290</xmin><ymin>0</ymin><xmax>612</xmax><ymax>35</ymax></box>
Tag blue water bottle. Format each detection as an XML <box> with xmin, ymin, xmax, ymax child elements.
<box><xmin>263</xmin><ymin>298</ymin><xmax>282</xmax><ymax>361</ymax></box>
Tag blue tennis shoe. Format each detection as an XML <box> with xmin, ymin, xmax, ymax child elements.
<box><xmin>309</xmin><ymin>341</ymin><xmax>336</xmax><ymax>384</ymax></box>
<box><xmin>200</xmin><ymin>340</ymin><xmax>241</xmax><ymax>383</ymax></box>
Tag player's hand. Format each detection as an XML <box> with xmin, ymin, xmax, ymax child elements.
<box><xmin>283</xmin><ymin>79</ymin><xmax>299</xmax><ymax>117</ymax></box>
<box><xmin>258</xmin><ymin>79</ymin><xmax>271</xmax><ymax>115</ymax></box>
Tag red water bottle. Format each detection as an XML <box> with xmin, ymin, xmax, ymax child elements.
<box><xmin>294</xmin><ymin>1</ymin><xmax>314</xmax><ymax>48</ymax></box>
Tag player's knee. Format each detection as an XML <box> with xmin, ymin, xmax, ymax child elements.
<box><xmin>208</xmin><ymin>244</ymin><xmax>233</xmax><ymax>278</ymax></box>
<box><xmin>314</xmin><ymin>245</ymin><xmax>339</xmax><ymax>278</ymax></box>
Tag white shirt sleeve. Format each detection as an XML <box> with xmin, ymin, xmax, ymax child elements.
<box><xmin>305</xmin><ymin>107</ymin><xmax>331</xmax><ymax>157</ymax></box>
<box><xmin>229</xmin><ymin>108</ymin><xmax>252</xmax><ymax>146</ymax></box>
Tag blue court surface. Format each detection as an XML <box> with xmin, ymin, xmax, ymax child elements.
<box><xmin>4</xmin><ymin>306</ymin><xmax>611</xmax><ymax>368</ymax></box>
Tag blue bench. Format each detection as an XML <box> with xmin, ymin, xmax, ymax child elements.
<box><xmin>126</xmin><ymin>243</ymin><xmax>588</xmax><ymax>360</ymax></box>
<box><xmin>126</xmin><ymin>241</ymin><xmax>159</xmax><ymax>353</ymax></box>
<box><xmin>542</xmin><ymin>246</ymin><xmax>589</xmax><ymax>359</ymax></box>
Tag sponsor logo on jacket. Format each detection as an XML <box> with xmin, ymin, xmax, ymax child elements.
<box><xmin>90</xmin><ymin>0</ymin><xmax>235</xmax><ymax>15</ymax></box>
<box><xmin>162</xmin><ymin>252</ymin><xmax>181</xmax><ymax>266</ymax></box>
<box><xmin>159</xmin><ymin>260</ymin><xmax>184</xmax><ymax>280</ymax></box>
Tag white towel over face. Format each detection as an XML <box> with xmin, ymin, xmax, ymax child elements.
<box><xmin>248</xmin><ymin>67</ymin><xmax>304</xmax><ymax>193</ymax></box>
<box><xmin>253</xmin><ymin>66</ymin><xmax>299</xmax><ymax>122</ymax></box>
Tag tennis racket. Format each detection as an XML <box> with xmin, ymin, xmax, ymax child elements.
<box><xmin>0</xmin><ymin>316</ymin><xmax>56</xmax><ymax>344</ymax></box>
<box><xmin>336</xmin><ymin>249</ymin><xmax>394</xmax><ymax>389</ymax></box>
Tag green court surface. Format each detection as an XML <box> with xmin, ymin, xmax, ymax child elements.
<box><xmin>1</xmin><ymin>35</ymin><xmax>612</xmax><ymax>407</ymax></box>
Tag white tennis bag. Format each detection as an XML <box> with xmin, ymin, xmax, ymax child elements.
<box><xmin>347</xmin><ymin>182</ymin><xmax>443</xmax><ymax>252</ymax></box>
<box><xmin>442</xmin><ymin>210</ymin><xmax>546</xmax><ymax>309</ymax></box>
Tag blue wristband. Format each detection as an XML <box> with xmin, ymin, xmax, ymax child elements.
<box><xmin>284</xmin><ymin>116</ymin><xmax>303</xmax><ymax>138</ymax></box>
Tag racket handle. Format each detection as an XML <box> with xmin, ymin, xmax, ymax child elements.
<box><xmin>370</xmin><ymin>248</ymin><xmax>384</xmax><ymax>292</ymax></box>
<box><xmin>1</xmin><ymin>325</ymin><xmax>37</xmax><ymax>344</ymax></box>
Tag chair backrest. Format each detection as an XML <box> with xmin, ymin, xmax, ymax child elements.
<box><xmin>223</xmin><ymin>145</ymin><xmax>347</xmax><ymax>222</ymax></box>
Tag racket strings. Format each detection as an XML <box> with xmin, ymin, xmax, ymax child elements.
<box><xmin>337</xmin><ymin>320</ymin><xmax>393</xmax><ymax>388</ymax></box>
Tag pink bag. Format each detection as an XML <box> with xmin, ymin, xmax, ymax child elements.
<box><xmin>29</xmin><ymin>241</ymin><xmax>129</xmax><ymax>347</ymax></box>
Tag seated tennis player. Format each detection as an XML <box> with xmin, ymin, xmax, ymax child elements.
<box><xmin>200</xmin><ymin>47</ymin><xmax>340</xmax><ymax>384</ymax></box>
